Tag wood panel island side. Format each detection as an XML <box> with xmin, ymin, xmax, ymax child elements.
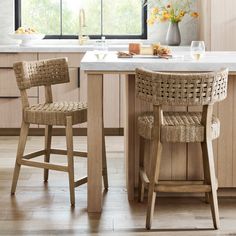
<box><xmin>81</xmin><ymin>51</ymin><xmax>236</xmax><ymax>212</ymax></box>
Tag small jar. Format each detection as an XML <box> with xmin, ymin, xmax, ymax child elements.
<box><xmin>129</xmin><ymin>43</ymin><xmax>141</xmax><ymax>54</ymax></box>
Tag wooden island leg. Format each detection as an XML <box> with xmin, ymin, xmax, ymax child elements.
<box><xmin>87</xmin><ymin>73</ymin><xmax>104</xmax><ymax>212</ymax></box>
<box><xmin>124</xmin><ymin>74</ymin><xmax>136</xmax><ymax>201</ymax></box>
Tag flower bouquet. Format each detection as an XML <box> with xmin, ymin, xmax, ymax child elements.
<box><xmin>144</xmin><ymin>0</ymin><xmax>199</xmax><ymax>45</ymax></box>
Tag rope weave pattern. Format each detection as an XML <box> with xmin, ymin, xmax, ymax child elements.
<box><xmin>135</xmin><ymin>68</ymin><xmax>228</xmax><ymax>106</ymax></box>
<box><xmin>138</xmin><ymin>112</ymin><xmax>220</xmax><ymax>143</ymax></box>
<box><xmin>13</xmin><ymin>58</ymin><xmax>69</xmax><ymax>90</ymax></box>
<box><xmin>24</xmin><ymin>101</ymin><xmax>87</xmax><ymax>126</ymax></box>
<box><xmin>135</xmin><ymin>68</ymin><xmax>228</xmax><ymax>143</ymax></box>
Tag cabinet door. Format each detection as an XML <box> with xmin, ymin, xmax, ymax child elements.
<box><xmin>0</xmin><ymin>98</ymin><xmax>38</xmax><ymax>128</ymax></box>
<box><xmin>38</xmin><ymin>53</ymin><xmax>84</xmax><ymax>67</ymax></box>
<box><xmin>0</xmin><ymin>53</ymin><xmax>37</xmax><ymax>67</ymax></box>
<box><xmin>80</xmin><ymin>72</ymin><xmax>120</xmax><ymax>128</ymax></box>
<box><xmin>0</xmin><ymin>68</ymin><xmax>37</xmax><ymax>97</ymax></box>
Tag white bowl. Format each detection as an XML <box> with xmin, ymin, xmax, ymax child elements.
<box><xmin>9</xmin><ymin>34</ymin><xmax>45</xmax><ymax>46</ymax></box>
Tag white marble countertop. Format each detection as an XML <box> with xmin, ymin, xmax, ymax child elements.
<box><xmin>81</xmin><ymin>51</ymin><xmax>236</xmax><ymax>72</ymax></box>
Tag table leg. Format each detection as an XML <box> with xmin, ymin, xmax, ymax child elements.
<box><xmin>87</xmin><ymin>74</ymin><xmax>103</xmax><ymax>212</ymax></box>
<box><xmin>124</xmin><ymin>74</ymin><xmax>136</xmax><ymax>201</ymax></box>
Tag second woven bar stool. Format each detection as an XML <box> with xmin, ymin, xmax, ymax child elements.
<box><xmin>136</xmin><ymin>68</ymin><xmax>228</xmax><ymax>229</ymax></box>
<box><xmin>11</xmin><ymin>57</ymin><xmax>108</xmax><ymax>206</ymax></box>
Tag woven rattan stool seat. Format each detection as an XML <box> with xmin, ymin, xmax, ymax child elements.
<box><xmin>24</xmin><ymin>101</ymin><xmax>87</xmax><ymax>126</ymax></box>
<box><xmin>138</xmin><ymin>112</ymin><xmax>220</xmax><ymax>142</ymax></box>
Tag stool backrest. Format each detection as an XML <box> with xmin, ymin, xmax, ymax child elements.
<box><xmin>13</xmin><ymin>57</ymin><xmax>69</xmax><ymax>90</ymax></box>
<box><xmin>135</xmin><ymin>68</ymin><xmax>228</xmax><ymax>106</ymax></box>
<box><xmin>13</xmin><ymin>58</ymin><xmax>70</xmax><ymax>108</ymax></box>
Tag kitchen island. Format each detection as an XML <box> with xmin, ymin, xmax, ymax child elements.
<box><xmin>81</xmin><ymin>51</ymin><xmax>236</xmax><ymax>213</ymax></box>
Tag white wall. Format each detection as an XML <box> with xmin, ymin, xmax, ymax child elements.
<box><xmin>148</xmin><ymin>16</ymin><xmax>199</xmax><ymax>45</ymax></box>
<box><xmin>0</xmin><ymin>0</ymin><xmax>15</xmax><ymax>44</ymax></box>
<box><xmin>148</xmin><ymin>1</ymin><xmax>199</xmax><ymax>45</ymax></box>
<box><xmin>0</xmin><ymin>0</ymin><xmax>199</xmax><ymax>45</ymax></box>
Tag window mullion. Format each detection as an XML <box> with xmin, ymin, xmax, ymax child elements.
<box><xmin>101</xmin><ymin>0</ymin><xmax>103</xmax><ymax>37</ymax></box>
<box><xmin>60</xmin><ymin>0</ymin><xmax>62</xmax><ymax>36</ymax></box>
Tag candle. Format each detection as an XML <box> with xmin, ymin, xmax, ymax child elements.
<box><xmin>129</xmin><ymin>43</ymin><xmax>141</xmax><ymax>54</ymax></box>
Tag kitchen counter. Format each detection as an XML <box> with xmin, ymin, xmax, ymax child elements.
<box><xmin>81</xmin><ymin>51</ymin><xmax>236</xmax><ymax>72</ymax></box>
<box><xmin>0</xmin><ymin>41</ymin><xmax>190</xmax><ymax>53</ymax></box>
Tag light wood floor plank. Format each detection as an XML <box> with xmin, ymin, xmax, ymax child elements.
<box><xmin>0</xmin><ymin>136</ymin><xmax>236</xmax><ymax>235</ymax></box>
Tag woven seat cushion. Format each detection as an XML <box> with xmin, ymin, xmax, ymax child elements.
<box><xmin>138</xmin><ymin>112</ymin><xmax>220</xmax><ymax>142</ymax></box>
<box><xmin>24</xmin><ymin>101</ymin><xmax>87</xmax><ymax>126</ymax></box>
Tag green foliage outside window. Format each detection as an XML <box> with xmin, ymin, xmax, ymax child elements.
<box><xmin>21</xmin><ymin>0</ymin><xmax>143</xmax><ymax>36</ymax></box>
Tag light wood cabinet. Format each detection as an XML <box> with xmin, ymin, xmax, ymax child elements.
<box><xmin>38</xmin><ymin>53</ymin><xmax>83</xmax><ymax>67</ymax></box>
<box><xmin>0</xmin><ymin>53</ymin><xmax>37</xmax><ymax>67</ymax></box>
<box><xmin>0</xmin><ymin>98</ymin><xmax>38</xmax><ymax>128</ymax></box>
<box><xmin>0</xmin><ymin>68</ymin><xmax>37</xmax><ymax>97</ymax></box>
<box><xmin>0</xmin><ymin>52</ymin><xmax>122</xmax><ymax>130</ymax></box>
<box><xmin>0</xmin><ymin>53</ymin><xmax>38</xmax><ymax>128</ymax></box>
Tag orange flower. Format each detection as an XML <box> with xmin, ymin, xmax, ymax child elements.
<box><xmin>191</xmin><ymin>12</ymin><xmax>199</xmax><ymax>18</ymax></box>
<box><xmin>161</xmin><ymin>12</ymin><xmax>171</xmax><ymax>22</ymax></box>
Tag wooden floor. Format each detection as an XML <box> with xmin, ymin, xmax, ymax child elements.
<box><xmin>1</xmin><ymin>136</ymin><xmax>236</xmax><ymax>236</ymax></box>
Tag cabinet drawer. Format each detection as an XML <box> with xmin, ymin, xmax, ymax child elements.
<box><xmin>0</xmin><ymin>53</ymin><xmax>37</xmax><ymax>68</ymax></box>
<box><xmin>0</xmin><ymin>69</ymin><xmax>38</xmax><ymax>97</ymax></box>
<box><xmin>38</xmin><ymin>53</ymin><xmax>84</xmax><ymax>67</ymax></box>
<box><xmin>0</xmin><ymin>97</ymin><xmax>38</xmax><ymax>128</ymax></box>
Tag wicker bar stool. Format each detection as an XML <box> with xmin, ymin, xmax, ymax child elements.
<box><xmin>10</xmin><ymin>57</ymin><xmax>108</xmax><ymax>206</ymax></box>
<box><xmin>136</xmin><ymin>68</ymin><xmax>228</xmax><ymax>229</ymax></box>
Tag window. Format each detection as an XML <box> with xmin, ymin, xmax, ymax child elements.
<box><xmin>15</xmin><ymin>0</ymin><xmax>147</xmax><ymax>39</ymax></box>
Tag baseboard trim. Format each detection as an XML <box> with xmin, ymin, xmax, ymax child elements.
<box><xmin>0</xmin><ymin>128</ymin><xmax>124</xmax><ymax>136</ymax></box>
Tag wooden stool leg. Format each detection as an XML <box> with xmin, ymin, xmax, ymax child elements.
<box><xmin>102</xmin><ymin>132</ymin><xmax>108</xmax><ymax>190</ymax></box>
<box><xmin>138</xmin><ymin>137</ymin><xmax>145</xmax><ymax>202</ymax></box>
<box><xmin>201</xmin><ymin>141</ymin><xmax>220</xmax><ymax>229</ymax></box>
<box><xmin>11</xmin><ymin>122</ymin><xmax>29</xmax><ymax>195</ymax></box>
<box><xmin>44</xmin><ymin>125</ymin><xmax>52</xmax><ymax>182</ymax></box>
<box><xmin>66</xmin><ymin>116</ymin><xmax>75</xmax><ymax>206</ymax></box>
<box><xmin>201</xmin><ymin>141</ymin><xmax>210</xmax><ymax>204</ymax></box>
<box><xmin>146</xmin><ymin>140</ymin><xmax>162</xmax><ymax>230</ymax></box>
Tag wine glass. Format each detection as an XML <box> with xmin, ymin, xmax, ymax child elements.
<box><xmin>190</xmin><ymin>41</ymin><xmax>205</xmax><ymax>61</ymax></box>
